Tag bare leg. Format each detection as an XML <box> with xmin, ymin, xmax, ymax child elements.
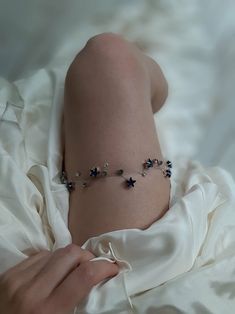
<box><xmin>63</xmin><ymin>33</ymin><xmax>170</xmax><ymax>246</ymax></box>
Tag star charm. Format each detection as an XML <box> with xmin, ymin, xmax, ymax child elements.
<box><xmin>164</xmin><ymin>169</ymin><xmax>172</xmax><ymax>178</ymax></box>
<box><xmin>90</xmin><ymin>167</ymin><xmax>100</xmax><ymax>177</ymax></box>
<box><xmin>166</xmin><ymin>160</ymin><xmax>172</xmax><ymax>168</ymax></box>
<box><xmin>126</xmin><ymin>177</ymin><xmax>136</xmax><ymax>187</ymax></box>
<box><xmin>144</xmin><ymin>158</ymin><xmax>154</xmax><ymax>169</ymax></box>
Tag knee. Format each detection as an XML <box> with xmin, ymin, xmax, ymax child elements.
<box><xmin>84</xmin><ymin>32</ymin><xmax>132</xmax><ymax>58</ymax></box>
<box><xmin>66</xmin><ymin>32</ymin><xmax>147</xmax><ymax>83</ymax></box>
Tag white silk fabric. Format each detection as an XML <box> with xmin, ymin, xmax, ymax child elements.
<box><xmin>0</xmin><ymin>69</ymin><xmax>235</xmax><ymax>313</ymax></box>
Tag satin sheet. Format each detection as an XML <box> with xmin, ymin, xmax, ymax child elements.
<box><xmin>0</xmin><ymin>69</ymin><xmax>235</xmax><ymax>313</ymax></box>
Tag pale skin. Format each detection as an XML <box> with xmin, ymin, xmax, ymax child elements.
<box><xmin>0</xmin><ymin>244</ymin><xmax>119</xmax><ymax>314</ymax></box>
<box><xmin>0</xmin><ymin>33</ymin><xmax>170</xmax><ymax>313</ymax></box>
<box><xmin>64</xmin><ymin>32</ymin><xmax>170</xmax><ymax>246</ymax></box>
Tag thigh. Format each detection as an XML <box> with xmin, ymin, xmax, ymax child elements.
<box><xmin>63</xmin><ymin>34</ymin><xmax>170</xmax><ymax>245</ymax></box>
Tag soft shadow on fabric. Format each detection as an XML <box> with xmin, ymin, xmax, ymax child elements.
<box><xmin>210</xmin><ymin>281</ymin><xmax>235</xmax><ymax>299</ymax></box>
<box><xmin>146</xmin><ymin>305</ymin><xmax>186</xmax><ymax>314</ymax></box>
<box><xmin>191</xmin><ymin>302</ymin><xmax>213</xmax><ymax>314</ymax></box>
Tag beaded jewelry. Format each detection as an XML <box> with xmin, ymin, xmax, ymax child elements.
<box><xmin>60</xmin><ymin>158</ymin><xmax>172</xmax><ymax>192</ymax></box>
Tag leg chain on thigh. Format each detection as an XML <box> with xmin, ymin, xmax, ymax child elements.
<box><xmin>60</xmin><ymin>158</ymin><xmax>172</xmax><ymax>192</ymax></box>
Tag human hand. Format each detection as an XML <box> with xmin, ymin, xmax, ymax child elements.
<box><xmin>0</xmin><ymin>244</ymin><xmax>119</xmax><ymax>314</ymax></box>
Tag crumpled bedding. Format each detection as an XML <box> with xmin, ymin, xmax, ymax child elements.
<box><xmin>0</xmin><ymin>68</ymin><xmax>235</xmax><ymax>313</ymax></box>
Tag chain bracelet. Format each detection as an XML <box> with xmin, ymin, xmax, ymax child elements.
<box><xmin>60</xmin><ymin>158</ymin><xmax>172</xmax><ymax>192</ymax></box>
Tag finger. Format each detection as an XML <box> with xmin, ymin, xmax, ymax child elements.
<box><xmin>19</xmin><ymin>253</ymin><xmax>52</xmax><ymax>284</ymax></box>
<box><xmin>31</xmin><ymin>244</ymin><xmax>95</xmax><ymax>297</ymax></box>
<box><xmin>47</xmin><ymin>260</ymin><xmax>119</xmax><ymax>314</ymax></box>
<box><xmin>1</xmin><ymin>251</ymin><xmax>52</xmax><ymax>296</ymax></box>
<box><xmin>5</xmin><ymin>250</ymin><xmax>51</xmax><ymax>275</ymax></box>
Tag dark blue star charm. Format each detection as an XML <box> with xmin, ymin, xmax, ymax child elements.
<box><xmin>144</xmin><ymin>158</ymin><xmax>154</xmax><ymax>169</ymax></box>
<box><xmin>166</xmin><ymin>160</ymin><xmax>172</xmax><ymax>168</ymax></box>
<box><xmin>90</xmin><ymin>167</ymin><xmax>100</xmax><ymax>177</ymax></box>
<box><xmin>126</xmin><ymin>177</ymin><xmax>136</xmax><ymax>187</ymax></box>
<box><xmin>164</xmin><ymin>169</ymin><xmax>172</xmax><ymax>178</ymax></box>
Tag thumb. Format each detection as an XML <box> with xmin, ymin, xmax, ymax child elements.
<box><xmin>87</xmin><ymin>259</ymin><xmax>120</xmax><ymax>284</ymax></box>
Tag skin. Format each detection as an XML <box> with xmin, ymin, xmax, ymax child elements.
<box><xmin>0</xmin><ymin>244</ymin><xmax>119</xmax><ymax>314</ymax></box>
<box><xmin>64</xmin><ymin>32</ymin><xmax>170</xmax><ymax>247</ymax></box>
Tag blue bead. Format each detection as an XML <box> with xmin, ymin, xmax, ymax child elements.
<box><xmin>66</xmin><ymin>181</ymin><xmax>75</xmax><ymax>192</ymax></box>
<box><xmin>90</xmin><ymin>167</ymin><xmax>100</xmax><ymax>177</ymax></box>
<box><xmin>116</xmin><ymin>169</ymin><xmax>124</xmax><ymax>175</ymax></box>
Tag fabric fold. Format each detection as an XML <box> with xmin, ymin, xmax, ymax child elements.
<box><xmin>1</xmin><ymin>70</ymin><xmax>235</xmax><ymax>313</ymax></box>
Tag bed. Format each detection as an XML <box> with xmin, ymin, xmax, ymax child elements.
<box><xmin>0</xmin><ymin>1</ymin><xmax>235</xmax><ymax>313</ymax></box>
